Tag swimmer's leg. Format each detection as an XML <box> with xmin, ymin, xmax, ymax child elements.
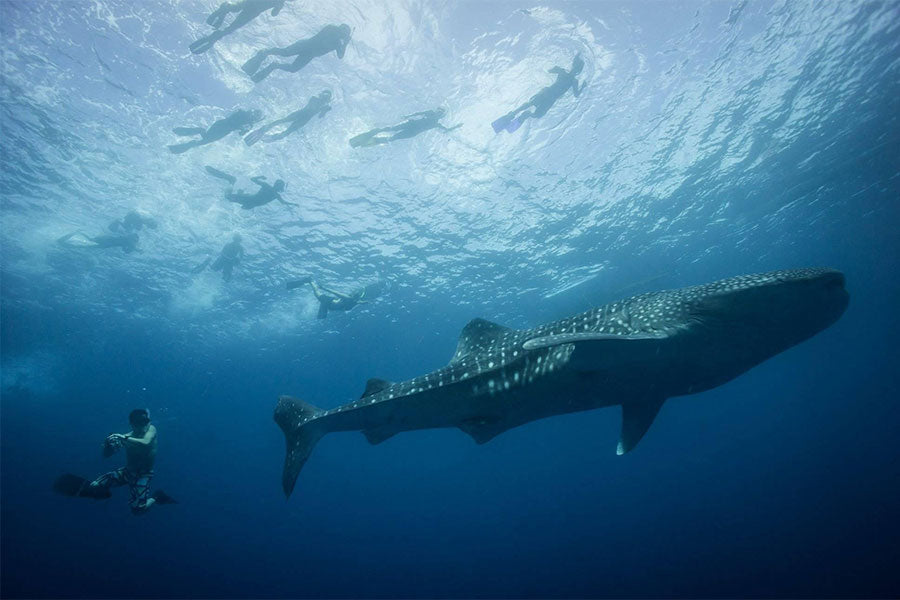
<box><xmin>128</xmin><ymin>472</ymin><xmax>154</xmax><ymax>516</ymax></box>
<box><xmin>282</xmin><ymin>54</ymin><xmax>314</xmax><ymax>73</ymax></box>
<box><xmin>189</xmin><ymin>30</ymin><xmax>225</xmax><ymax>54</ymax></box>
<box><xmin>168</xmin><ymin>140</ymin><xmax>204</xmax><ymax>154</ymax></box>
<box><xmin>350</xmin><ymin>128</ymin><xmax>390</xmax><ymax>148</ymax></box>
<box><xmin>172</xmin><ymin>126</ymin><xmax>205</xmax><ymax>136</ymax></box>
<box><xmin>86</xmin><ymin>468</ymin><xmax>126</xmax><ymax>498</ymax></box>
<box><xmin>207</xmin><ymin>2</ymin><xmax>237</xmax><ymax>28</ymax></box>
<box><xmin>56</xmin><ymin>232</ymin><xmax>97</xmax><ymax>247</ymax></box>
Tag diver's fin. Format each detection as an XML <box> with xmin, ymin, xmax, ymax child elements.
<box><xmin>241</xmin><ymin>52</ymin><xmax>266</xmax><ymax>76</ymax></box>
<box><xmin>505</xmin><ymin>117</ymin><xmax>523</xmax><ymax>133</ymax></box>
<box><xmin>53</xmin><ymin>474</ymin><xmax>89</xmax><ymax>496</ymax></box>
<box><xmin>243</xmin><ymin>127</ymin><xmax>266</xmax><ymax>146</ymax></box>
<box><xmin>53</xmin><ymin>474</ymin><xmax>111</xmax><ymax>500</ymax></box>
<box><xmin>349</xmin><ymin>132</ymin><xmax>373</xmax><ymax>148</ymax></box>
<box><xmin>204</xmin><ymin>165</ymin><xmax>237</xmax><ymax>184</ymax></box>
<box><xmin>285</xmin><ymin>276</ymin><xmax>312</xmax><ymax>290</ymax></box>
<box><xmin>274</xmin><ymin>396</ymin><xmax>327</xmax><ymax>497</ymax></box>
<box><xmin>189</xmin><ymin>34</ymin><xmax>219</xmax><ymax>54</ymax></box>
<box><xmin>450</xmin><ymin>318</ymin><xmax>514</xmax><ymax>365</ymax></box>
<box><xmin>360</xmin><ymin>378</ymin><xmax>393</xmax><ymax>398</ymax></box>
<box><xmin>191</xmin><ymin>257</ymin><xmax>212</xmax><ymax>275</ymax></box>
<box><xmin>491</xmin><ymin>113</ymin><xmax>513</xmax><ymax>133</ymax></box>
<box><xmin>617</xmin><ymin>398</ymin><xmax>666</xmax><ymax>455</ymax></box>
<box><xmin>522</xmin><ymin>331</ymin><xmax>668</xmax><ymax>371</ymax></box>
<box><xmin>152</xmin><ymin>490</ymin><xmax>178</xmax><ymax>505</ymax></box>
<box><xmin>168</xmin><ymin>142</ymin><xmax>197</xmax><ymax>154</ymax></box>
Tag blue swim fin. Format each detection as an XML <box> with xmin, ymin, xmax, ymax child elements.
<box><xmin>491</xmin><ymin>114</ymin><xmax>512</xmax><ymax>134</ymax></box>
<box><xmin>505</xmin><ymin>117</ymin><xmax>523</xmax><ymax>133</ymax></box>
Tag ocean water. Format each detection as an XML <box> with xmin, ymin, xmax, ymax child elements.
<box><xmin>1</xmin><ymin>0</ymin><xmax>898</xmax><ymax>598</ymax></box>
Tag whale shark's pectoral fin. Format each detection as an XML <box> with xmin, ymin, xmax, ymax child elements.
<box><xmin>458</xmin><ymin>415</ymin><xmax>509</xmax><ymax>445</ymax></box>
<box><xmin>617</xmin><ymin>398</ymin><xmax>666</xmax><ymax>455</ymax></box>
<box><xmin>363</xmin><ymin>427</ymin><xmax>398</xmax><ymax>445</ymax></box>
<box><xmin>523</xmin><ymin>331</ymin><xmax>668</xmax><ymax>371</ymax></box>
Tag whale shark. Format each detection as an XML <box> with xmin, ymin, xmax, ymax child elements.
<box><xmin>275</xmin><ymin>268</ymin><xmax>848</xmax><ymax>497</ymax></box>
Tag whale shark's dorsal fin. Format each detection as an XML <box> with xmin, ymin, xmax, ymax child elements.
<box><xmin>361</xmin><ymin>378</ymin><xmax>394</xmax><ymax>398</ymax></box>
<box><xmin>450</xmin><ymin>318</ymin><xmax>513</xmax><ymax>365</ymax></box>
<box><xmin>617</xmin><ymin>398</ymin><xmax>666</xmax><ymax>455</ymax></box>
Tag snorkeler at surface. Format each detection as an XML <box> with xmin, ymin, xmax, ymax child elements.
<box><xmin>190</xmin><ymin>0</ymin><xmax>289</xmax><ymax>54</ymax></box>
<box><xmin>349</xmin><ymin>108</ymin><xmax>462</xmax><ymax>148</ymax></box>
<box><xmin>492</xmin><ymin>54</ymin><xmax>586</xmax><ymax>134</ymax></box>
<box><xmin>53</xmin><ymin>409</ymin><xmax>176</xmax><ymax>516</ymax></box>
<box><xmin>194</xmin><ymin>233</ymin><xmax>244</xmax><ymax>282</ymax></box>
<box><xmin>168</xmin><ymin>109</ymin><xmax>262</xmax><ymax>154</ymax></box>
<box><xmin>57</xmin><ymin>231</ymin><xmax>140</xmax><ymax>253</ymax></box>
<box><xmin>108</xmin><ymin>211</ymin><xmax>157</xmax><ymax>233</ymax></box>
<box><xmin>205</xmin><ymin>166</ymin><xmax>294</xmax><ymax>210</ymax></box>
<box><xmin>241</xmin><ymin>24</ymin><xmax>351</xmax><ymax>83</ymax></box>
<box><xmin>285</xmin><ymin>277</ymin><xmax>384</xmax><ymax>319</ymax></box>
<box><xmin>244</xmin><ymin>90</ymin><xmax>332</xmax><ymax>145</ymax></box>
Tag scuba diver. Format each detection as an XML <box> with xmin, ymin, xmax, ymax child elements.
<box><xmin>190</xmin><ymin>0</ymin><xmax>289</xmax><ymax>54</ymax></box>
<box><xmin>286</xmin><ymin>277</ymin><xmax>384</xmax><ymax>319</ymax></box>
<box><xmin>193</xmin><ymin>233</ymin><xmax>245</xmax><ymax>282</ymax></box>
<box><xmin>491</xmin><ymin>54</ymin><xmax>586</xmax><ymax>134</ymax></box>
<box><xmin>349</xmin><ymin>108</ymin><xmax>461</xmax><ymax>148</ymax></box>
<box><xmin>168</xmin><ymin>108</ymin><xmax>262</xmax><ymax>154</ymax></box>
<box><xmin>204</xmin><ymin>166</ymin><xmax>294</xmax><ymax>210</ymax></box>
<box><xmin>108</xmin><ymin>211</ymin><xmax>157</xmax><ymax>233</ymax></box>
<box><xmin>57</xmin><ymin>231</ymin><xmax>140</xmax><ymax>253</ymax></box>
<box><xmin>53</xmin><ymin>409</ymin><xmax>176</xmax><ymax>515</ymax></box>
<box><xmin>244</xmin><ymin>90</ymin><xmax>332</xmax><ymax>145</ymax></box>
<box><xmin>241</xmin><ymin>23</ymin><xmax>351</xmax><ymax>83</ymax></box>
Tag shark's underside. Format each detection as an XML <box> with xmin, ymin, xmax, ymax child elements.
<box><xmin>275</xmin><ymin>268</ymin><xmax>849</xmax><ymax>497</ymax></box>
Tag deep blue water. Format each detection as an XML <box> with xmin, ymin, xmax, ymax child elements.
<box><xmin>2</xmin><ymin>0</ymin><xmax>899</xmax><ymax>598</ymax></box>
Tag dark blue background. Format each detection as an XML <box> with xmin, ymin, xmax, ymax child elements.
<box><xmin>2</xmin><ymin>0</ymin><xmax>900</xmax><ymax>597</ymax></box>
<box><xmin>3</xmin><ymin>244</ymin><xmax>899</xmax><ymax>598</ymax></box>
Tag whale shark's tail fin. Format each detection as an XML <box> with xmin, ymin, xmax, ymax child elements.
<box><xmin>274</xmin><ymin>396</ymin><xmax>326</xmax><ymax>497</ymax></box>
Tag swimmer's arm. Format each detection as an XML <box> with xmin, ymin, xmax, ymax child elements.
<box><xmin>573</xmin><ymin>79</ymin><xmax>585</xmax><ymax>97</ymax></box>
<box><xmin>122</xmin><ymin>425</ymin><xmax>157</xmax><ymax>447</ymax></box>
<box><xmin>276</xmin><ymin>194</ymin><xmax>297</xmax><ymax>207</ymax></box>
<box><xmin>335</xmin><ymin>38</ymin><xmax>349</xmax><ymax>59</ymax></box>
<box><xmin>251</xmin><ymin>176</ymin><xmax>267</xmax><ymax>185</ymax></box>
<box><xmin>439</xmin><ymin>123</ymin><xmax>463</xmax><ymax>132</ymax></box>
<box><xmin>271</xmin><ymin>1</ymin><xmax>284</xmax><ymax>16</ymax></box>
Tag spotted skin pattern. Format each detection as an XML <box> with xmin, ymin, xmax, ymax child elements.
<box><xmin>276</xmin><ymin>268</ymin><xmax>848</xmax><ymax>497</ymax></box>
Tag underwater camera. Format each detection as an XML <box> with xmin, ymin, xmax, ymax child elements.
<box><xmin>102</xmin><ymin>435</ymin><xmax>123</xmax><ymax>458</ymax></box>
